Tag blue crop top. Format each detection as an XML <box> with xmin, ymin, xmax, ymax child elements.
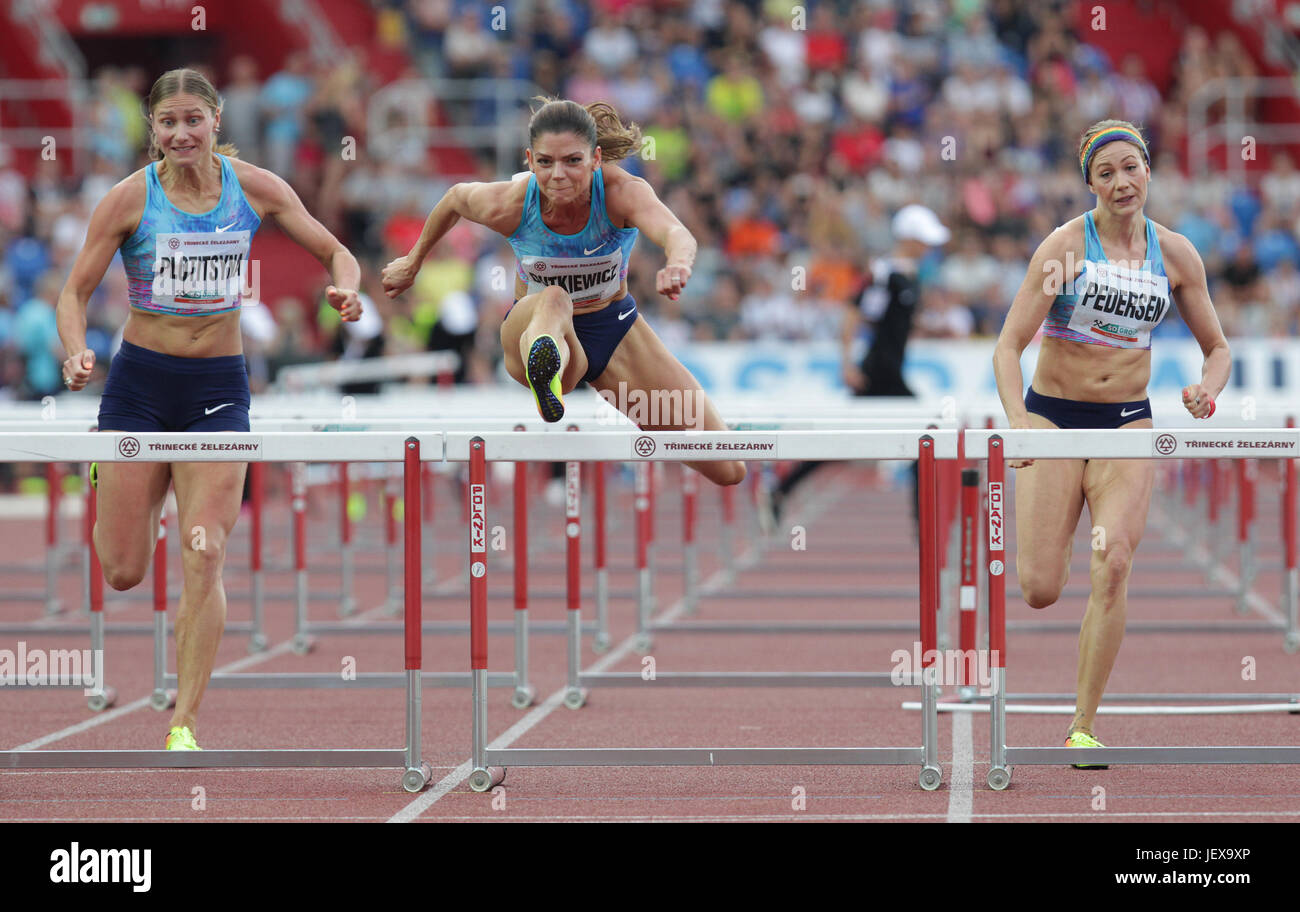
<box><xmin>506</xmin><ymin>168</ymin><xmax>639</xmax><ymax>307</ymax></box>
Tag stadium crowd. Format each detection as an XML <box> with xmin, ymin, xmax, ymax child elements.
<box><xmin>2</xmin><ymin>0</ymin><xmax>1298</xmax><ymax>405</ymax></box>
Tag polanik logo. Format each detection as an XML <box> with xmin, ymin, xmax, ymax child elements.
<box><xmin>987</xmin><ymin>482</ymin><xmax>1004</xmax><ymax>549</ymax></box>
<box><xmin>470</xmin><ymin>484</ymin><xmax>486</xmax><ymax>553</ymax></box>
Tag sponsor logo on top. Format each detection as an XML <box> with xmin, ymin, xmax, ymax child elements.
<box><xmin>631</xmin><ymin>434</ymin><xmax>778</xmax><ymax>458</ymax></box>
<box><xmin>120</xmin><ymin>436</ymin><xmax>263</xmax><ymax>459</ymax></box>
<box><xmin>1150</xmin><ymin>430</ymin><xmax>1298</xmax><ymax>457</ymax></box>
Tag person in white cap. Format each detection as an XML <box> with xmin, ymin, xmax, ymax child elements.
<box><xmin>762</xmin><ymin>203</ymin><xmax>950</xmax><ymax>528</ymax></box>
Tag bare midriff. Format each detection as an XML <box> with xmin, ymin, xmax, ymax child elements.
<box><xmin>1030</xmin><ymin>334</ymin><xmax>1151</xmax><ymax>402</ymax></box>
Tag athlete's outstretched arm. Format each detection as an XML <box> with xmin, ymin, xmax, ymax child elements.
<box><xmin>1164</xmin><ymin>232</ymin><xmax>1229</xmax><ymax>418</ymax></box>
<box><xmin>613</xmin><ymin>176</ymin><xmax>696</xmax><ymax>302</ymax></box>
<box><xmin>245</xmin><ymin>166</ymin><xmax>361</xmax><ymax>320</ymax></box>
<box><xmin>382</xmin><ymin>181</ymin><xmax>510</xmax><ymax>298</ymax></box>
<box><xmin>992</xmin><ymin>227</ymin><xmax>1071</xmax><ymax>466</ymax></box>
<box><xmin>56</xmin><ymin>179</ymin><xmax>138</xmax><ymax>390</ymax></box>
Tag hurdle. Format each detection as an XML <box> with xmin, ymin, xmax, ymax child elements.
<box><xmin>0</xmin><ymin>430</ymin><xmax>436</xmax><ymax>791</ymax></box>
<box><xmin>635</xmin><ymin>413</ymin><xmax>963</xmax><ymax>655</ymax></box>
<box><xmin>966</xmin><ymin>427</ymin><xmax>1300</xmax><ymax>790</ymax></box>
<box><xmin>447</xmin><ymin>428</ymin><xmax>955</xmax><ymax>792</ymax></box>
<box><xmin>957</xmin><ymin>408</ymin><xmax>1300</xmax><ymax>644</ymax></box>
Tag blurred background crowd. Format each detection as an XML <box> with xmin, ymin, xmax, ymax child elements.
<box><xmin>2</xmin><ymin>0</ymin><xmax>1298</xmax><ymax>403</ymax></box>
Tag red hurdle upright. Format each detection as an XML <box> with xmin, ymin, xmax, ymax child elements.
<box><xmin>84</xmin><ymin>469</ymin><xmax>115</xmax><ymax>712</ymax></box>
<box><xmin>1286</xmin><ymin>418</ymin><xmax>1299</xmax><ymax>653</ymax></box>
<box><xmin>467</xmin><ymin>438</ymin><xmax>505</xmax><ymax>792</ymax></box>
<box><xmin>149</xmin><ymin>515</ymin><xmax>174</xmax><ymax>711</ymax></box>
<box><xmin>563</xmin><ymin>458</ymin><xmax>587</xmax><ymax>709</ymax></box>
<box><xmin>45</xmin><ymin>463</ymin><xmax>62</xmax><ymax>616</ymax></box>
<box><xmin>592</xmin><ymin>461</ymin><xmax>611</xmax><ymax>652</ymax></box>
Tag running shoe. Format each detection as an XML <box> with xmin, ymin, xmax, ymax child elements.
<box><xmin>526</xmin><ymin>334</ymin><xmax>564</xmax><ymax>423</ymax></box>
<box><xmin>1065</xmin><ymin>730</ymin><xmax>1107</xmax><ymax>769</ymax></box>
<box><xmin>89</xmin><ymin>462</ymin><xmax>98</xmax><ymax>489</ymax></box>
<box><xmin>165</xmin><ymin>726</ymin><xmax>202</xmax><ymax>751</ymax></box>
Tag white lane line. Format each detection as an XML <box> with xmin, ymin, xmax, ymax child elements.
<box><xmin>389</xmin><ymin>472</ymin><xmax>851</xmax><ymax>823</ymax></box>
<box><xmin>11</xmin><ymin>696</ymin><xmax>156</xmax><ymax>751</ymax></box>
<box><xmin>946</xmin><ymin>710</ymin><xmax>972</xmax><ymax>822</ymax></box>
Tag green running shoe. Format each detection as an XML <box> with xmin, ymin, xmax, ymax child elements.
<box><xmin>526</xmin><ymin>334</ymin><xmax>565</xmax><ymax>423</ymax></box>
<box><xmin>165</xmin><ymin>726</ymin><xmax>202</xmax><ymax>751</ymax></box>
<box><xmin>1065</xmin><ymin>730</ymin><xmax>1107</xmax><ymax>769</ymax></box>
<box><xmin>89</xmin><ymin>462</ymin><xmax>98</xmax><ymax>489</ymax></box>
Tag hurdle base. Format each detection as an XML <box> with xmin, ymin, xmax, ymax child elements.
<box><xmin>483</xmin><ymin>747</ymin><xmax>926</xmax><ymax>766</ymax></box>
<box><xmin>1004</xmin><ymin>746</ymin><xmax>1300</xmax><ymax>765</ymax></box>
<box><xmin>0</xmin><ymin>748</ymin><xmax>408</xmax><ymax>769</ymax></box>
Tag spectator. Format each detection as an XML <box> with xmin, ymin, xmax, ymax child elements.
<box><xmin>220</xmin><ymin>56</ymin><xmax>263</xmax><ymax>164</ymax></box>
<box><xmin>706</xmin><ymin>54</ymin><xmax>764</xmax><ymax>124</ymax></box>
<box><xmin>260</xmin><ymin>52</ymin><xmax>314</xmax><ymax>178</ymax></box>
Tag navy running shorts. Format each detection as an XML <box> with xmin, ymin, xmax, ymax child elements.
<box><xmin>507</xmin><ymin>293</ymin><xmax>638</xmax><ymax>385</ymax></box>
<box><xmin>1024</xmin><ymin>386</ymin><xmax>1151</xmax><ymax>430</ymax></box>
<box><xmin>97</xmin><ymin>339</ymin><xmax>251</xmax><ymax>432</ymax></box>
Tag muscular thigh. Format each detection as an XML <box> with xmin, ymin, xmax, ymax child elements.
<box><xmin>592</xmin><ymin>317</ymin><xmax>723</xmax><ymax>431</ymax></box>
<box><xmin>95</xmin><ymin>461</ymin><xmax>172</xmax><ymax>560</ymax></box>
<box><xmin>171</xmin><ymin>461</ymin><xmax>247</xmax><ymax>554</ymax></box>
<box><xmin>1082</xmin><ymin>419</ymin><xmax>1155</xmax><ymax>552</ymax></box>
<box><xmin>500</xmin><ymin>292</ymin><xmax>589</xmax><ymax>392</ymax></box>
<box><xmin>1013</xmin><ymin>412</ymin><xmax>1086</xmax><ymax>578</ymax></box>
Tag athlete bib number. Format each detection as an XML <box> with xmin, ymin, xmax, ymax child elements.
<box><xmin>1066</xmin><ymin>260</ymin><xmax>1171</xmax><ymax>349</ymax></box>
<box><xmin>521</xmin><ymin>250</ymin><xmax>625</xmax><ymax>307</ymax></box>
<box><xmin>151</xmin><ymin>231</ymin><xmax>252</xmax><ymax>314</ymax></box>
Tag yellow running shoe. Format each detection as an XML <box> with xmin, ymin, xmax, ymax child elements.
<box><xmin>525</xmin><ymin>334</ymin><xmax>565</xmax><ymax>423</ymax></box>
<box><xmin>165</xmin><ymin>726</ymin><xmax>202</xmax><ymax>751</ymax></box>
<box><xmin>1065</xmin><ymin>730</ymin><xmax>1107</xmax><ymax>769</ymax></box>
<box><xmin>89</xmin><ymin>462</ymin><xmax>98</xmax><ymax>489</ymax></box>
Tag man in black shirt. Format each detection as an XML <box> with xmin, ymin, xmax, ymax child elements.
<box><xmin>763</xmin><ymin>204</ymin><xmax>949</xmax><ymax>527</ymax></box>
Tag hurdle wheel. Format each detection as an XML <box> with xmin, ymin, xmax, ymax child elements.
<box><xmin>918</xmin><ymin>766</ymin><xmax>942</xmax><ymax>791</ymax></box>
<box><xmin>563</xmin><ymin>687</ymin><xmax>588</xmax><ymax>710</ymax></box>
<box><xmin>149</xmin><ymin>689</ymin><xmax>175</xmax><ymax>711</ymax></box>
<box><xmin>987</xmin><ymin>767</ymin><xmax>1011</xmax><ymax>791</ymax></box>
<box><xmin>402</xmin><ymin>763</ymin><xmax>432</xmax><ymax>793</ymax></box>
<box><xmin>1284</xmin><ymin>633</ymin><xmax>1299</xmax><ymax>655</ymax></box>
<box><xmin>291</xmin><ymin>634</ymin><xmax>315</xmax><ymax>656</ymax></box>
<box><xmin>247</xmin><ymin>633</ymin><xmax>269</xmax><ymax>654</ymax></box>
<box><xmin>469</xmin><ymin>767</ymin><xmax>505</xmax><ymax>792</ymax></box>
<box><xmin>633</xmin><ymin>634</ymin><xmax>653</xmax><ymax>656</ymax></box>
<box><xmin>511</xmin><ymin>685</ymin><xmax>536</xmax><ymax>709</ymax></box>
<box><xmin>591</xmin><ymin>632</ymin><xmax>612</xmax><ymax>654</ymax></box>
<box><xmin>86</xmin><ymin>686</ymin><xmax>117</xmax><ymax>712</ymax></box>
<box><xmin>340</xmin><ymin>597</ymin><xmax>358</xmax><ymax>618</ymax></box>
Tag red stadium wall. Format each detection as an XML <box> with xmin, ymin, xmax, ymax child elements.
<box><xmin>1074</xmin><ymin>0</ymin><xmax>1300</xmax><ymax>170</ymax></box>
<box><xmin>0</xmin><ymin>5</ymin><xmax>76</xmax><ymax>176</ymax></box>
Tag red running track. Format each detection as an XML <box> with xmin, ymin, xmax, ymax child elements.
<box><xmin>0</xmin><ymin>462</ymin><xmax>1297</xmax><ymax>822</ymax></box>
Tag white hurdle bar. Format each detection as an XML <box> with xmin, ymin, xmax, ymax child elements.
<box><xmin>0</xmin><ymin>431</ymin><xmax>436</xmax><ymax>791</ymax></box>
<box><xmin>446</xmin><ymin>429</ymin><xmax>958</xmax><ymax>793</ymax></box>
<box><xmin>965</xmin><ymin>428</ymin><xmax>1300</xmax><ymax>790</ymax></box>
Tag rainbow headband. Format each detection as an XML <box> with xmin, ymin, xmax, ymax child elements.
<box><xmin>1080</xmin><ymin>127</ymin><xmax>1149</xmax><ymax>181</ymax></box>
